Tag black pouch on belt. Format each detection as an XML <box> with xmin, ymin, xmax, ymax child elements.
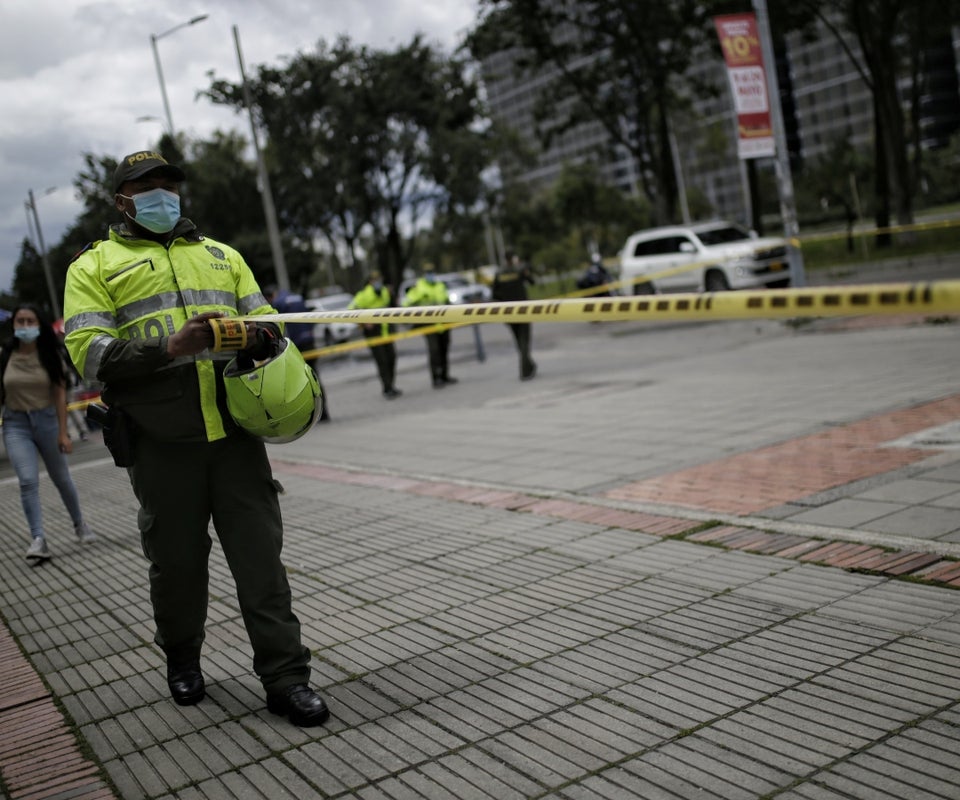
<box><xmin>86</xmin><ymin>403</ymin><xmax>137</xmax><ymax>468</ymax></box>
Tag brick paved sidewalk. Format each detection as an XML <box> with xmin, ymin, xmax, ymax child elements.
<box><xmin>2</xmin><ymin>414</ymin><xmax>960</xmax><ymax>798</ymax></box>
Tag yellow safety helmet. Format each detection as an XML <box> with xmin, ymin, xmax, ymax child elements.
<box><xmin>223</xmin><ymin>338</ymin><xmax>322</xmax><ymax>443</ymax></box>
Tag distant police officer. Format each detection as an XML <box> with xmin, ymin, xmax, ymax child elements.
<box><xmin>492</xmin><ymin>252</ymin><xmax>537</xmax><ymax>380</ymax></box>
<box><xmin>402</xmin><ymin>269</ymin><xmax>457</xmax><ymax>388</ymax></box>
<box><xmin>63</xmin><ymin>150</ymin><xmax>329</xmax><ymax>727</ymax></box>
<box><xmin>577</xmin><ymin>253</ymin><xmax>613</xmax><ymax>297</ymax></box>
<box><xmin>349</xmin><ymin>271</ymin><xmax>402</xmax><ymax>398</ymax></box>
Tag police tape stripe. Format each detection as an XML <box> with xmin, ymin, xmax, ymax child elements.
<box><xmin>66</xmin><ymin>280</ymin><xmax>958</xmax><ymax>411</ymax></box>
<box><xmin>249</xmin><ymin>281</ymin><xmax>960</xmax><ymax>328</ymax></box>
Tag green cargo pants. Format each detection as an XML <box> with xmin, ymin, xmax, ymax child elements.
<box><xmin>128</xmin><ymin>431</ymin><xmax>310</xmax><ymax>693</ymax></box>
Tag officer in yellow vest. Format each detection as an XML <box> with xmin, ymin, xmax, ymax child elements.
<box><xmin>63</xmin><ymin>151</ymin><xmax>329</xmax><ymax>727</ymax></box>
<box><xmin>348</xmin><ymin>271</ymin><xmax>402</xmax><ymax>398</ymax></box>
<box><xmin>402</xmin><ymin>269</ymin><xmax>458</xmax><ymax>388</ymax></box>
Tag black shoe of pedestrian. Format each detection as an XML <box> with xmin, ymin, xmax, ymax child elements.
<box><xmin>521</xmin><ymin>363</ymin><xmax>537</xmax><ymax>381</ymax></box>
<box><xmin>432</xmin><ymin>378</ymin><xmax>446</xmax><ymax>388</ymax></box>
<box><xmin>383</xmin><ymin>387</ymin><xmax>402</xmax><ymax>399</ymax></box>
<box><xmin>266</xmin><ymin>684</ymin><xmax>330</xmax><ymax>727</ymax></box>
<box><xmin>167</xmin><ymin>661</ymin><xmax>205</xmax><ymax>706</ymax></box>
<box><xmin>442</xmin><ymin>376</ymin><xmax>458</xmax><ymax>385</ymax></box>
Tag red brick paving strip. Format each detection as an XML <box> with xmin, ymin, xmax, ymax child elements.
<box><xmin>274</xmin><ymin>460</ymin><xmax>960</xmax><ymax>588</ymax></box>
<box><xmin>0</xmin><ymin>622</ymin><xmax>117</xmax><ymax>799</ymax></box>
<box><xmin>604</xmin><ymin>394</ymin><xmax>960</xmax><ymax>514</ymax></box>
<box><xmin>686</xmin><ymin>525</ymin><xmax>959</xmax><ymax>585</ymax></box>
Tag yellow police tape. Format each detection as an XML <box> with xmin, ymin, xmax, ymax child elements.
<box><xmin>64</xmin><ymin>280</ymin><xmax>959</xmax><ymax>414</ymax></box>
<box><xmin>209</xmin><ymin>317</ymin><xmax>248</xmax><ymax>352</ymax></box>
<box><xmin>231</xmin><ymin>280</ymin><xmax>960</xmax><ymax>334</ymax></box>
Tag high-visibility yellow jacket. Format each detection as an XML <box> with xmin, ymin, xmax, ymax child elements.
<box><xmin>402</xmin><ymin>278</ymin><xmax>449</xmax><ymax>307</ymax></box>
<box><xmin>348</xmin><ymin>284</ymin><xmax>394</xmax><ymax>339</ymax></box>
<box><xmin>63</xmin><ymin>220</ymin><xmax>274</xmax><ymax>442</ymax></box>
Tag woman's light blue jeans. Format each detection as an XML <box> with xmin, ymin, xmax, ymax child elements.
<box><xmin>2</xmin><ymin>407</ymin><xmax>84</xmax><ymax>540</ymax></box>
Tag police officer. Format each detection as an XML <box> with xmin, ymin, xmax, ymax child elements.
<box><xmin>348</xmin><ymin>271</ymin><xmax>402</xmax><ymax>398</ymax></box>
<box><xmin>402</xmin><ymin>269</ymin><xmax>457</xmax><ymax>388</ymax></box>
<box><xmin>492</xmin><ymin>252</ymin><xmax>537</xmax><ymax>380</ymax></box>
<box><xmin>63</xmin><ymin>151</ymin><xmax>329</xmax><ymax>727</ymax></box>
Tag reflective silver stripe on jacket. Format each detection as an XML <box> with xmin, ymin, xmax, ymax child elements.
<box><xmin>116</xmin><ymin>289</ymin><xmax>240</xmax><ymax>326</ymax></box>
<box><xmin>64</xmin><ymin>310</ymin><xmax>117</xmax><ymax>335</ymax></box>
<box><xmin>83</xmin><ymin>334</ymin><xmax>115</xmax><ymax>383</ymax></box>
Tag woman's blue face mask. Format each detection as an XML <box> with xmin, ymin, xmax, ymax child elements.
<box><xmin>14</xmin><ymin>327</ymin><xmax>40</xmax><ymax>342</ymax></box>
<box><xmin>120</xmin><ymin>187</ymin><xmax>181</xmax><ymax>234</ymax></box>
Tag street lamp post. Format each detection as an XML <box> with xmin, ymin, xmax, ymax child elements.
<box><xmin>149</xmin><ymin>14</ymin><xmax>209</xmax><ymax>138</ymax></box>
<box><xmin>233</xmin><ymin>24</ymin><xmax>290</xmax><ymax>291</ymax></box>
<box><xmin>25</xmin><ymin>188</ymin><xmax>61</xmax><ymax>319</ymax></box>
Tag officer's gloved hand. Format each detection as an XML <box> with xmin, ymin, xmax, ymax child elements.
<box><xmin>236</xmin><ymin>323</ymin><xmax>281</xmax><ymax>370</ymax></box>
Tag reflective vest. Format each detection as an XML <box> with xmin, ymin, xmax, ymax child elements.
<box><xmin>63</xmin><ymin>222</ymin><xmax>273</xmax><ymax>442</ymax></box>
<box><xmin>349</xmin><ymin>284</ymin><xmax>394</xmax><ymax>339</ymax></box>
<box><xmin>402</xmin><ymin>278</ymin><xmax>449</xmax><ymax>307</ymax></box>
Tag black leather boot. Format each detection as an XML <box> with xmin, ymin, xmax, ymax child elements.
<box><xmin>266</xmin><ymin>684</ymin><xmax>330</xmax><ymax>727</ymax></box>
<box><xmin>166</xmin><ymin>660</ymin><xmax>205</xmax><ymax>706</ymax></box>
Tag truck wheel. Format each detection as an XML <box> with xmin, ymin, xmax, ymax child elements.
<box><xmin>705</xmin><ymin>271</ymin><xmax>730</xmax><ymax>291</ymax></box>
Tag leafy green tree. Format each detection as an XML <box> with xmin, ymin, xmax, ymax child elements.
<box><xmin>774</xmin><ymin>0</ymin><xmax>960</xmax><ymax>238</ymax></box>
<box><xmin>10</xmin><ymin>132</ymin><xmax>305</xmax><ymax>309</ymax></box>
<box><xmin>551</xmin><ymin>161</ymin><xmax>646</xmax><ymax>260</ymax></box>
<box><xmin>10</xmin><ymin>239</ymin><xmax>51</xmax><ymax>311</ymax></box>
<box><xmin>796</xmin><ymin>135</ymin><xmax>873</xmax><ymax>249</ymax></box>
<box><xmin>205</xmin><ymin>36</ymin><xmax>491</xmax><ymax>291</ymax></box>
<box><xmin>11</xmin><ymin>153</ymin><xmax>118</xmax><ymax>313</ymax></box>
<box><xmin>468</xmin><ymin>0</ymin><xmax>728</xmax><ymax>225</ymax></box>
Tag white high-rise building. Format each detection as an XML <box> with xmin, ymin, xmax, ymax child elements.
<box><xmin>477</xmin><ymin>16</ymin><xmax>960</xmax><ymax>227</ymax></box>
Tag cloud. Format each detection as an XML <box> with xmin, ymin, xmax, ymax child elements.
<box><xmin>0</xmin><ymin>0</ymin><xmax>477</xmax><ymax>297</ymax></box>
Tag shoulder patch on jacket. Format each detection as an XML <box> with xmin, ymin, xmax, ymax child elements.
<box><xmin>69</xmin><ymin>240</ymin><xmax>101</xmax><ymax>263</ymax></box>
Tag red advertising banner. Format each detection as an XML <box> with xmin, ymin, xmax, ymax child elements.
<box><xmin>714</xmin><ymin>13</ymin><xmax>776</xmax><ymax>159</ymax></box>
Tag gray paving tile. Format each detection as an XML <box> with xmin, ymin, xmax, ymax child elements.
<box><xmin>824</xmin><ymin>752</ymin><xmax>960</xmax><ymax>799</ymax></box>
<box><xmin>854</xmin><ymin>478</ymin><xmax>959</xmax><ymax>504</ymax></box>
<box><xmin>458</xmin><ymin>747</ymin><xmax>547</xmax><ymax>799</ymax></box>
<box><xmin>785</xmin><ymin>498</ymin><xmax>907</xmax><ymax>527</ymax></box>
<box><xmin>929</xmin><ymin>489</ymin><xmax>960</xmax><ymax>508</ymax></box>
<box><xmin>861</xmin><ymin>505</ymin><xmax>960</xmax><ymax>537</ymax></box>
<box><xmin>614</xmin><ymin>757</ymin><xmax>733</xmax><ymax>799</ymax></box>
<box><xmin>283</xmin><ymin>740</ymin><xmax>374</xmax><ymax>796</ymax></box>
<box><xmin>819</xmin><ymin>580</ymin><xmax>960</xmax><ymax>631</ymax></box>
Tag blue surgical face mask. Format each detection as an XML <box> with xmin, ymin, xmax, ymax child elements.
<box><xmin>424</xmin><ymin>272</ymin><xmax>436</xmax><ymax>283</ymax></box>
<box><xmin>14</xmin><ymin>326</ymin><xmax>40</xmax><ymax>342</ymax></box>
<box><xmin>372</xmin><ymin>282</ymin><xmax>383</xmax><ymax>292</ymax></box>
<box><xmin>121</xmin><ymin>187</ymin><xmax>181</xmax><ymax>234</ymax></box>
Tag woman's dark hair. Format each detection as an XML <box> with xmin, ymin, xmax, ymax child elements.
<box><xmin>0</xmin><ymin>303</ymin><xmax>68</xmax><ymax>390</ymax></box>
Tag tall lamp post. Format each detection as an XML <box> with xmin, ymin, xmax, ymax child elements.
<box><xmin>150</xmin><ymin>14</ymin><xmax>209</xmax><ymax>138</ymax></box>
<box><xmin>25</xmin><ymin>187</ymin><xmax>61</xmax><ymax>319</ymax></box>
<box><xmin>233</xmin><ymin>24</ymin><xmax>290</xmax><ymax>291</ymax></box>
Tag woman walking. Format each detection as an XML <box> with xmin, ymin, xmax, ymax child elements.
<box><xmin>1</xmin><ymin>303</ymin><xmax>95</xmax><ymax>562</ymax></box>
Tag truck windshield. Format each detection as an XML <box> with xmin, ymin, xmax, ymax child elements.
<box><xmin>696</xmin><ymin>226</ymin><xmax>750</xmax><ymax>246</ymax></box>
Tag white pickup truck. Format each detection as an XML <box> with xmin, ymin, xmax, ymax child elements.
<box><xmin>619</xmin><ymin>221</ymin><xmax>791</xmax><ymax>293</ymax></box>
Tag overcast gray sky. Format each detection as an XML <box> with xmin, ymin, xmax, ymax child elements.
<box><xmin>0</xmin><ymin>0</ymin><xmax>479</xmax><ymax>299</ymax></box>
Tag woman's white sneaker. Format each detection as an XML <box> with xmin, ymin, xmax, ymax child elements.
<box><xmin>25</xmin><ymin>537</ymin><xmax>51</xmax><ymax>562</ymax></box>
<box><xmin>75</xmin><ymin>521</ymin><xmax>96</xmax><ymax>543</ymax></box>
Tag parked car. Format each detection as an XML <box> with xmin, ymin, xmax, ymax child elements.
<box><xmin>399</xmin><ymin>272</ymin><xmax>492</xmax><ymax>305</ymax></box>
<box><xmin>619</xmin><ymin>221</ymin><xmax>790</xmax><ymax>294</ymax></box>
<box><xmin>305</xmin><ymin>292</ymin><xmax>359</xmax><ymax>346</ymax></box>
